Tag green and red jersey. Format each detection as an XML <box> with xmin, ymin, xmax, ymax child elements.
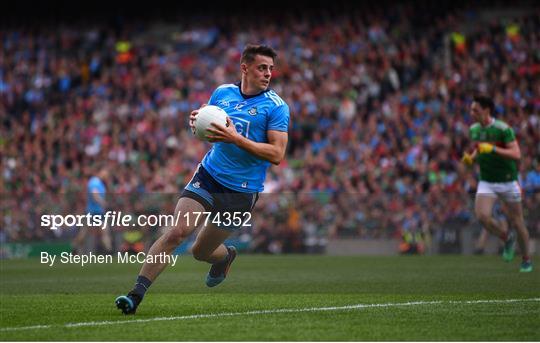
<box><xmin>469</xmin><ymin>119</ymin><xmax>518</xmax><ymax>182</ymax></box>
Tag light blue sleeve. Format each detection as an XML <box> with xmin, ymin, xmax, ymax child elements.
<box><xmin>267</xmin><ymin>104</ymin><xmax>290</xmax><ymax>132</ymax></box>
<box><xmin>208</xmin><ymin>87</ymin><xmax>222</xmax><ymax>106</ymax></box>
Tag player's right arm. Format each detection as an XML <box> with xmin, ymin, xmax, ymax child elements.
<box><xmin>462</xmin><ymin>131</ymin><xmax>477</xmax><ymax>167</ymax></box>
<box><xmin>462</xmin><ymin>151</ymin><xmax>474</xmax><ymax>166</ymax></box>
<box><xmin>462</xmin><ymin>123</ymin><xmax>481</xmax><ymax>167</ymax></box>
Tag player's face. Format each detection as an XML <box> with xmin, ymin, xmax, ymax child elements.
<box><xmin>470</xmin><ymin>102</ymin><xmax>486</xmax><ymax>122</ymax></box>
<box><xmin>100</xmin><ymin>168</ymin><xmax>110</xmax><ymax>181</ymax></box>
<box><xmin>244</xmin><ymin>55</ymin><xmax>274</xmax><ymax>91</ymax></box>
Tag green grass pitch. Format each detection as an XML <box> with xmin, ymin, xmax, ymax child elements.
<box><xmin>1</xmin><ymin>255</ymin><xmax>539</xmax><ymax>341</ymax></box>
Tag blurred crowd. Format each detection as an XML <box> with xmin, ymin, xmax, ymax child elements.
<box><xmin>1</xmin><ymin>2</ymin><xmax>539</xmax><ymax>253</ymax></box>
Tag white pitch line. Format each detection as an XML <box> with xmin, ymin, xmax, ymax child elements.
<box><xmin>1</xmin><ymin>298</ymin><xmax>539</xmax><ymax>332</ymax></box>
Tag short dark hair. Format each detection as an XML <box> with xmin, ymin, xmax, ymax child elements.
<box><xmin>241</xmin><ymin>44</ymin><xmax>277</xmax><ymax>64</ymax></box>
<box><xmin>93</xmin><ymin>161</ymin><xmax>107</xmax><ymax>175</ymax></box>
<box><xmin>473</xmin><ymin>95</ymin><xmax>495</xmax><ymax>114</ymax></box>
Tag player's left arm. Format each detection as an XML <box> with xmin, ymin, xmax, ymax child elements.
<box><xmin>492</xmin><ymin>140</ymin><xmax>521</xmax><ymax>160</ymax></box>
<box><xmin>478</xmin><ymin>125</ymin><xmax>521</xmax><ymax>160</ymax></box>
<box><xmin>207</xmin><ymin>118</ymin><xmax>288</xmax><ymax>165</ymax></box>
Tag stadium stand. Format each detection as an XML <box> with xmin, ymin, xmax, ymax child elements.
<box><xmin>1</xmin><ymin>1</ymin><xmax>539</xmax><ymax>254</ymax></box>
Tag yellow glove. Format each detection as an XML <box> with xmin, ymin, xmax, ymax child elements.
<box><xmin>478</xmin><ymin>143</ymin><xmax>495</xmax><ymax>154</ymax></box>
<box><xmin>461</xmin><ymin>153</ymin><xmax>474</xmax><ymax>166</ymax></box>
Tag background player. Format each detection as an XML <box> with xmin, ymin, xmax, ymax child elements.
<box><xmin>462</xmin><ymin>95</ymin><xmax>532</xmax><ymax>272</ymax></box>
<box><xmin>73</xmin><ymin>164</ymin><xmax>112</xmax><ymax>254</ymax></box>
<box><xmin>115</xmin><ymin>44</ymin><xmax>290</xmax><ymax>314</ymax></box>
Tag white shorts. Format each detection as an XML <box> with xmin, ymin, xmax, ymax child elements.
<box><xmin>476</xmin><ymin>180</ymin><xmax>522</xmax><ymax>203</ymax></box>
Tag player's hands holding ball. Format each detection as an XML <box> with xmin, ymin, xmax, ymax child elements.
<box><xmin>189</xmin><ymin>104</ymin><xmax>206</xmax><ymax>135</ymax></box>
<box><xmin>190</xmin><ymin>104</ymin><xmax>239</xmax><ymax>144</ymax></box>
<box><xmin>206</xmin><ymin>117</ymin><xmax>239</xmax><ymax>144</ymax></box>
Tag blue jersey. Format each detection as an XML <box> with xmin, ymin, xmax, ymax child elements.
<box><xmin>201</xmin><ymin>83</ymin><xmax>290</xmax><ymax>192</ymax></box>
<box><xmin>87</xmin><ymin>176</ymin><xmax>106</xmax><ymax>214</ymax></box>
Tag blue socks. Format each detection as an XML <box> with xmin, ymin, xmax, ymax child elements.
<box><xmin>133</xmin><ymin>275</ymin><xmax>152</xmax><ymax>298</ymax></box>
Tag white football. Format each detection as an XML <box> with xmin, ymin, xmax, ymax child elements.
<box><xmin>193</xmin><ymin>105</ymin><xmax>229</xmax><ymax>141</ymax></box>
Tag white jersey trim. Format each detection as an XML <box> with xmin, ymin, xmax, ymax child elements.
<box><xmin>216</xmin><ymin>83</ymin><xmax>238</xmax><ymax>90</ymax></box>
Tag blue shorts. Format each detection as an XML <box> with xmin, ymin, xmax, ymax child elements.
<box><xmin>180</xmin><ymin>165</ymin><xmax>259</xmax><ymax>231</ymax></box>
